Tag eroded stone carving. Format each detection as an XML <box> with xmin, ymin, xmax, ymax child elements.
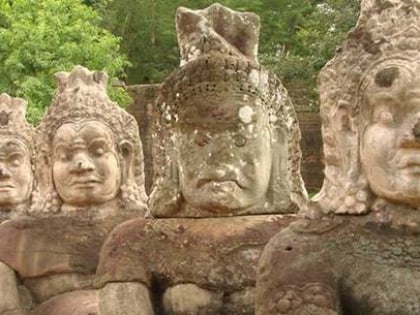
<box><xmin>313</xmin><ymin>0</ymin><xmax>420</xmax><ymax>214</ymax></box>
<box><xmin>150</xmin><ymin>3</ymin><xmax>306</xmax><ymax>217</ymax></box>
<box><xmin>96</xmin><ymin>4</ymin><xmax>305</xmax><ymax>315</ymax></box>
<box><xmin>32</xmin><ymin>66</ymin><xmax>147</xmax><ymax>217</ymax></box>
<box><xmin>0</xmin><ymin>93</ymin><xmax>34</xmax><ymax>218</ymax></box>
<box><xmin>0</xmin><ymin>67</ymin><xmax>148</xmax><ymax>314</ymax></box>
<box><xmin>256</xmin><ymin>1</ymin><xmax>420</xmax><ymax>314</ymax></box>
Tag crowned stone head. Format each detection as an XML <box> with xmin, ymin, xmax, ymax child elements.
<box><xmin>315</xmin><ymin>0</ymin><xmax>420</xmax><ymax>214</ymax></box>
<box><xmin>150</xmin><ymin>3</ymin><xmax>307</xmax><ymax>218</ymax></box>
<box><xmin>0</xmin><ymin>93</ymin><xmax>34</xmax><ymax>217</ymax></box>
<box><xmin>32</xmin><ymin>66</ymin><xmax>147</xmax><ymax>217</ymax></box>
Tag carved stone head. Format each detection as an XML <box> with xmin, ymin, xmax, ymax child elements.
<box><xmin>150</xmin><ymin>4</ymin><xmax>306</xmax><ymax>217</ymax></box>
<box><xmin>32</xmin><ymin>66</ymin><xmax>147</xmax><ymax>217</ymax></box>
<box><xmin>0</xmin><ymin>93</ymin><xmax>34</xmax><ymax>217</ymax></box>
<box><xmin>315</xmin><ymin>0</ymin><xmax>420</xmax><ymax>213</ymax></box>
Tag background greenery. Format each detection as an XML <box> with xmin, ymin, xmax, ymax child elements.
<box><xmin>0</xmin><ymin>0</ymin><xmax>360</xmax><ymax>124</ymax></box>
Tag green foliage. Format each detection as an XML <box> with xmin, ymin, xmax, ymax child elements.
<box><xmin>0</xmin><ymin>0</ymin><xmax>130</xmax><ymax>124</ymax></box>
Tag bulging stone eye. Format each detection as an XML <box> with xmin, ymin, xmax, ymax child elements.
<box><xmin>233</xmin><ymin>134</ymin><xmax>247</xmax><ymax>147</ymax></box>
<box><xmin>8</xmin><ymin>154</ymin><xmax>22</xmax><ymax>167</ymax></box>
<box><xmin>194</xmin><ymin>132</ymin><xmax>211</xmax><ymax>147</ymax></box>
<box><xmin>95</xmin><ymin>148</ymin><xmax>105</xmax><ymax>156</ymax></box>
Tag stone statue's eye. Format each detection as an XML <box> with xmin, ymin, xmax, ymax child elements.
<box><xmin>89</xmin><ymin>141</ymin><xmax>107</xmax><ymax>157</ymax></box>
<box><xmin>194</xmin><ymin>132</ymin><xmax>211</xmax><ymax>147</ymax></box>
<box><xmin>93</xmin><ymin>147</ymin><xmax>105</xmax><ymax>156</ymax></box>
<box><xmin>8</xmin><ymin>154</ymin><xmax>22</xmax><ymax>167</ymax></box>
<box><xmin>233</xmin><ymin>134</ymin><xmax>247</xmax><ymax>147</ymax></box>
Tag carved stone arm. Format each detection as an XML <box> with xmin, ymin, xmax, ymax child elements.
<box><xmin>0</xmin><ymin>261</ymin><xmax>26</xmax><ymax>315</ymax></box>
<box><xmin>98</xmin><ymin>282</ymin><xmax>154</xmax><ymax>315</ymax></box>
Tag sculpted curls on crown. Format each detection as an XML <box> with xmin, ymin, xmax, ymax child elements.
<box><xmin>149</xmin><ymin>3</ymin><xmax>307</xmax><ymax>217</ymax></box>
<box><xmin>31</xmin><ymin>66</ymin><xmax>147</xmax><ymax>217</ymax></box>
<box><xmin>0</xmin><ymin>93</ymin><xmax>34</xmax><ymax>217</ymax></box>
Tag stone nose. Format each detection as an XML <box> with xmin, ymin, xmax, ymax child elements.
<box><xmin>0</xmin><ymin>165</ymin><xmax>10</xmax><ymax>178</ymax></box>
<box><xmin>70</xmin><ymin>153</ymin><xmax>94</xmax><ymax>173</ymax></box>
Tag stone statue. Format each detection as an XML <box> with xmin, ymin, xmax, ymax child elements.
<box><xmin>0</xmin><ymin>66</ymin><xmax>148</xmax><ymax>314</ymax></box>
<box><xmin>0</xmin><ymin>93</ymin><xmax>34</xmax><ymax>219</ymax></box>
<box><xmin>32</xmin><ymin>65</ymin><xmax>147</xmax><ymax>217</ymax></box>
<box><xmin>96</xmin><ymin>4</ymin><xmax>305</xmax><ymax>315</ymax></box>
<box><xmin>149</xmin><ymin>3</ymin><xmax>306</xmax><ymax>217</ymax></box>
<box><xmin>256</xmin><ymin>1</ymin><xmax>420</xmax><ymax>314</ymax></box>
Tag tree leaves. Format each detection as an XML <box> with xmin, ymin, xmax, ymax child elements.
<box><xmin>0</xmin><ymin>0</ymin><xmax>130</xmax><ymax>124</ymax></box>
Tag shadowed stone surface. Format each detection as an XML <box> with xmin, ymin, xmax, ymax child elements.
<box><xmin>126</xmin><ymin>84</ymin><xmax>162</xmax><ymax>195</ymax></box>
<box><xmin>96</xmin><ymin>215</ymin><xmax>297</xmax><ymax>314</ymax></box>
<box><xmin>0</xmin><ymin>213</ymin><xmax>137</xmax><ymax>313</ymax></box>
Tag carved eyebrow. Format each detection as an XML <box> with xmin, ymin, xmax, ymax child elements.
<box><xmin>87</xmin><ymin>138</ymin><xmax>109</xmax><ymax>147</ymax></box>
<box><xmin>368</xmin><ymin>91</ymin><xmax>397</xmax><ymax>105</ymax></box>
<box><xmin>0</xmin><ymin>141</ymin><xmax>26</xmax><ymax>153</ymax></box>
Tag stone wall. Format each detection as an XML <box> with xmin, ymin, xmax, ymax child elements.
<box><xmin>297</xmin><ymin>112</ymin><xmax>324</xmax><ymax>193</ymax></box>
<box><xmin>126</xmin><ymin>85</ymin><xmax>324</xmax><ymax>195</ymax></box>
<box><xmin>126</xmin><ymin>84</ymin><xmax>161</xmax><ymax>195</ymax></box>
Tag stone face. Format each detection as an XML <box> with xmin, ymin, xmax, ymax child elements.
<box><xmin>96</xmin><ymin>215</ymin><xmax>297</xmax><ymax>314</ymax></box>
<box><xmin>32</xmin><ymin>65</ymin><xmax>147</xmax><ymax>217</ymax></box>
<box><xmin>0</xmin><ymin>93</ymin><xmax>34</xmax><ymax>219</ymax></box>
<box><xmin>314</xmin><ymin>0</ymin><xmax>420</xmax><ymax>214</ymax></box>
<box><xmin>150</xmin><ymin>3</ymin><xmax>306</xmax><ymax>218</ymax></box>
<box><xmin>96</xmin><ymin>4</ymin><xmax>305</xmax><ymax>314</ymax></box>
<box><xmin>256</xmin><ymin>1</ymin><xmax>420</xmax><ymax>314</ymax></box>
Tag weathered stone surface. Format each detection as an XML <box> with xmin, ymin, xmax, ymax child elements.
<box><xmin>32</xmin><ymin>66</ymin><xmax>147</xmax><ymax>217</ymax></box>
<box><xmin>176</xmin><ymin>3</ymin><xmax>260</xmax><ymax>65</ymax></box>
<box><xmin>256</xmin><ymin>1</ymin><xmax>420</xmax><ymax>314</ymax></box>
<box><xmin>314</xmin><ymin>0</ymin><xmax>420</xmax><ymax>214</ymax></box>
<box><xmin>32</xmin><ymin>290</ymin><xmax>98</xmax><ymax>315</ymax></box>
<box><xmin>126</xmin><ymin>84</ymin><xmax>162</xmax><ymax>195</ymax></box>
<box><xmin>150</xmin><ymin>3</ymin><xmax>306</xmax><ymax>217</ymax></box>
<box><xmin>256</xmin><ymin>214</ymin><xmax>420</xmax><ymax>314</ymax></box>
<box><xmin>96</xmin><ymin>215</ymin><xmax>297</xmax><ymax>314</ymax></box>
<box><xmin>0</xmin><ymin>213</ymin><xmax>135</xmax><ymax>311</ymax></box>
<box><xmin>0</xmin><ymin>94</ymin><xmax>34</xmax><ymax>219</ymax></box>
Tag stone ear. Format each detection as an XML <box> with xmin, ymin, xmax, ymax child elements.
<box><xmin>119</xmin><ymin>140</ymin><xmax>134</xmax><ymax>182</ymax></box>
<box><xmin>331</xmin><ymin>100</ymin><xmax>353</xmax><ymax>133</ymax></box>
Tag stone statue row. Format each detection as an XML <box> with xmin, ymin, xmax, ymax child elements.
<box><xmin>0</xmin><ymin>0</ymin><xmax>419</xmax><ymax>314</ymax></box>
